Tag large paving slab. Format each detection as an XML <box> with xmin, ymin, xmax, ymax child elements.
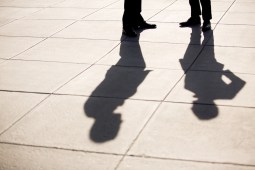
<box><xmin>0</xmin><ymin>36</ymin><xmax>43</xmax><ymax>59</ymax></box>
<box><xmin>0</xmin><ymin>0</ymin><xmax>64</xmax><ymax>7</ymax></box>
<box><xmin>56</xmin><ymin>65</ymin><xmax>183</xmax><ymax>100</ymax></box>
<box><xmin>0</xmin><ymin>60</ymin><xmax>88</xmax><ymax>93</ymax></box>
<box><xmin>128</xmin><ymin>102</ymin><xmax>255</xmax><ymax>165</ymax></box>
<box><xmin>97</xmin><ymin>41</ymin><xmax>202</xmax><ymax>69</ymax></box>
<box><xmin>0</xmin><ymin>95</ymin><xmax>159</xmax><ymax>154</ymax></box>
<box><xmin>15</xmin><ymin>38</ymin><xmax>120</xmax><ymax>64</ymax></box>
<box><xmin>118</xmin><ymin>156</ymin><xmax>255</xmax><ymax>170</ymax></box>
<box><xmin>209</xmin><ymin>24</ymin><xmax>255</xmax><ymax>47</ymax></box>
<box><xmin>229</xmin><ymin>2</ymin><xmax>255</xmax><ymax>12</ymax></box>
<box><xmin>0</xmin><ymin>143</ymin><xmax>121</xmax><ymax>170</ymax></box>
<box><xmin>24</xmin><ymin>8</ymin><xmax>96</xmax><ymax>20</ymax></box>
<box><xmin>0</xmin><ymin>19</ymin><xmax>73</xmax><ymax>37</ymax></box>
<box><xmin>53</xmin><ymin>20</ymin><xmax>123</xmax><ymax>40</ymax></box>
<box><xmin>53</xmin><ymin>0</ymin><xmax>117</xmax><ymax>8</ymax></box>
<box><xmin>166</xmin><ymin>71</ymin><xmax>254</xmax><ymax>107</ymax></box>
<box><xmin>220</xmin><ymin>12</ymin><xmax>255</xmax><ymax>25</ymax></box>
<box><xmin>0</xmin><ymin>7</ymin><xmax>41</xmax><ymax>19</ymax></box>
<box><xmin>0</xmin><ymin>91</ymin><xmax>47</xmax><ymax>134</ymax></box>
<box><xmin>83</xmin><ymin>8</ymin><xmax>123</xmax><ymax>21</ymax></box>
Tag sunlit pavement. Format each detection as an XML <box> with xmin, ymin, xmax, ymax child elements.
<box><xmin>0</xmin><ymin>0</ymin><xmax>255</xmax><ymax>169</ymax></box>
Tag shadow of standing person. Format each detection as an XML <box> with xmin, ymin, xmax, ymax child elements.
<box><xmin>180</xmin><ymin>27</ymin><xmax>246</xmax><ymax>120</ymax></box>
<box><xmin>84</xmin><ymin>33</ymin><xmax>150</xmax><ymax>143</ymax></box>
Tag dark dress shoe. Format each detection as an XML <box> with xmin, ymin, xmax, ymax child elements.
<box><xmin>123</xmin><ymin>27</ymin><xmax>137</xmax><ymax>37</ymax></box>
<box><xmin>138</xmin><ymin>22</ymin><xmax>157</xmax><ymax>29</ymax></box>
<box><xmin>202</xmin><ymin>21</ymin><xmax>211</xmax><ymax>32</ymax></box>
<box><xmin>179</xmin><ymin>17</ymin><xmax>201</xmax><ymax>27</ymax></box>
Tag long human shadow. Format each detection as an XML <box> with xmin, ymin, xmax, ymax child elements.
<box><xmin>84</xmin><ymin>33</ymin><xmax>150</xmax><ymax>143</ymax></box>
<box><xmin>180</xmin><ymin>27</ymin><xmax>246</xmax><ymax>120</ymax></box>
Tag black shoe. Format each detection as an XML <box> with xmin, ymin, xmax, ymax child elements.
<box><xmin>202</xmin><ymin>21</ymin><xmax>211</xmax><ymax>32</ymax></box>
<box><xmin>123</xmin><ymin>27</ymin><xmax>137</xmax><ymax>37</ymax></box>
<box><xmin>138</xmin><ymin>22</ymin><xmax>157</xmax><ymax>29</ymax></box>
<box><xmin>179</xmin><ymin>17</ymin><xmax>201</xmax><ymax>27</ymax></box>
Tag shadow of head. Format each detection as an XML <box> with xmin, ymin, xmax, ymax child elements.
<box><xmin>192</xmin><ymin>103</ymin><xmax>218</xmax><ymax>120</ymax></box>
<box><xmin>90</xmin><ymin>113</ymin><xmax>122</xmax><ymax>143</ymax></box>
<box><xmin>84</xmin><ymin>97</ymin><xmax>123</xmax><ymax>143</ymax></box>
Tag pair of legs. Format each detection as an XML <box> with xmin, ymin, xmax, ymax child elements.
<box><xmin>122</xmin><ymin>0</ymin><xmax>156</xmax><ymax>37</ymax></box>
<box><xmin>180</xmin><ymin>0</ymin><xmax>212</xmax><ymax>32</ymax></box>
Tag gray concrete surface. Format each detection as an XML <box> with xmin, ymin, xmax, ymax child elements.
<box><xmin>0</xmin><ymin>0</ymin><xmax>255</xmax><ymax>169</ymax></box>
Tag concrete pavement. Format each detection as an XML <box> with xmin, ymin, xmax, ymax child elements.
<box><xmin>0</xmin><ymin>0</ymin><xmax>255</xmax><ymax>169</ymax></box>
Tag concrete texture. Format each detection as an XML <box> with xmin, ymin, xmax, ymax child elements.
<box><xmin>0</xmin><ymin>0</ymin><xmax>255</xmax><ymax>169</ymax></box>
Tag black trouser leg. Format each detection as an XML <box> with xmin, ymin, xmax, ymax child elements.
<box><xmin>200</xmin><ymin>0</ymin><xmax>212</xmax><ymax>21</ymax></box>
<box><xmin>189</xmin><ymin>0</ymin><xmax>201</xmax><ymax>18</ymax></box>
<box><xmin>123</xmin><ymin>0</ymin><xmax>144</xmax><ymax>28</ymax></box>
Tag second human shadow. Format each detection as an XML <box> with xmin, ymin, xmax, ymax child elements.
<box><xmin>180</xmin><ymin>27</ymin><xmax>246</xmax><ymax>120</ymax></box>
